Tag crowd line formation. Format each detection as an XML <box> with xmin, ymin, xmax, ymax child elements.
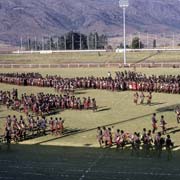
<box><xmin>0</xmin><ymin>71</ymin><xmax>180</xmax><ymax>94</ymax></box>
<box><xmin>0</xmin><ymin>89</ymin><xmax>97</xmax><ymax>116</ymax></box>
<box><xmin>3</xmin><ymin>114</ymin><xmax>65</xmax><ymax>144</ymax></box>
<box><xmin>97</xmin><ymin>114</ymin><xmax>174</xmax><ymax>159</ymax></box>
<box><xmin>0</xmin><ymin>71</ymin><xmax>179</xmax><ymax>154</ymax></box>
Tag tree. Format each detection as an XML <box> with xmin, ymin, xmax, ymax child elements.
<box><xmin>153</xmin><ymin>39</ymin><xmax>156</xmax><ymax>48</ymax></box>
<box><xmin>88</xmin><ymin>33</ymin><xmax>95</xmax><ymax>49</ymax></box>
<box><xmin>23</xmin><ymin>32</ymin><xmax>108</xmax><ymax>51</ymax></box>
<box><xmin>131</xmin><ymin>37</ymin><xmax>144</xmax><ymax>49</ymax></box>
<box><xmin>119</xmin><ymin>43</ymin><xmax>124</xmax><ymax>48</ymax></box>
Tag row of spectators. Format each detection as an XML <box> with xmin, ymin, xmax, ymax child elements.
<box><xmin>0</xmin><ymin>71</ymin><xmax>180</xmax><ymax>94</ymax></box>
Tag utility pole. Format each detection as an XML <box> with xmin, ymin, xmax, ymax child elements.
<box><xmin>49</xmin><ymin>36</ymin><xmax>51</xmax><ymax>50</ymax></box>
<box><xmin>87</xmin><ymin>35</ymin><xmax>89</xmax><ymax>50</ymax></box>
<box><xmin>80</xmin><ymin>33</ymin><xmax>82</xmax><ymax>50</ymax></box>
<box><xmin>138</xmin><ymin>32</ymin><xmax>141</xmax><ymax>49</ymax></box>
<box><xmin>163</xmin><ymin>33</ymin><xmax>166</xmax><ymax>49</ymax></box>
<box><xmin>72</xmin><ymin>33</ymin><xmax>74</xmax><ymax>50</ymax></box>
<box><xmin>42</xmin><ymin>37</ymin><xmax>44</xmax><ymax>50</ymax></box>
<box><xmin>95</xmin><ymin>33</ymin><xmax>97</xmax><ymax>50</ymax></box>
<box><xmin>146</xmin><ymin>32</ymin><xmax>149</xmax><ymax>49</ymax></box>
<box><xmin>173</xmin><ymin>33</ymin><xmax>175</xmax><ymax>49</ymax></box>
<box><xmin>34</xmin><ymin>36</ymin><xmax>37</xmax><ymax>51</ymax></box>
<box><xmin>20</xmin><ymin>37</ymin><xmax>23</xmax><ymax>51</ymax></box>
<box><xmin>27</xmin><ymin>37</ymin><xmax>30</xmax><ymax>50</ymax></box>
<box><xmin>64</xmin><ymin>35</ymin><xmax>66</xmax><ymax>50</ymax></box>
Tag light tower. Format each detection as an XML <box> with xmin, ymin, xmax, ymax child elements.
<box><xmin>119</xmin><ymin>0</ymin><xmax>129</xmax><ymax>65</ymax></box>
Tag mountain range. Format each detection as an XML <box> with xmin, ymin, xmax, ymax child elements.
<box><xmin>0</xmin><ymin>0</ymin><xmax>180</xmax><ymax>44</ymax></box>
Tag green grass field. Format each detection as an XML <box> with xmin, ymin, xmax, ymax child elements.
<box><xmin>0</xmin><ymin>67</ymin><xmax>180</xmax><ymax>180</ymax></box>
<box><xmin>0</xmin><ymin>67</ymin><xmax>180</xmax><ymax>146</ymax></box>
<box><xmin>0</xmin><ymin>51</ymin><xmax>180</xmax><ymax>64</ymax></box>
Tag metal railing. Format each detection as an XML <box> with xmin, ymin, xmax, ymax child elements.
<box><xmin>0</xmin><ymin>62</ymin><xmax>180</xmax><ymax>68</ymax></box>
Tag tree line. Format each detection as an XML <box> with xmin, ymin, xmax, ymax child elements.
<box><xmin>23</xmin><ymin>32</ymin><xmax>108</xmax><ymax>51</ymax></box>
<box><xmin>119</xmin><ymin>37</ymin><xmax>157</xmax><ymax>49</ymax></box>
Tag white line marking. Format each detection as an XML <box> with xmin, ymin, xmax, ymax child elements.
<box><xmin>78</xmin><ymin>152</ymin><xmax>105</xmax><ymax>180</ymax></box>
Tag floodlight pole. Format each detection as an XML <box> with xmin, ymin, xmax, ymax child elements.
<box><xmin>20</xmin><ymin>37</ymin><xmax>23</xmax><ymax>51</ymax></box>
<box><xmin>119</xmin><ymin>0</ymin><xmax>128</xmax><ymax>65</ymax></box>
<box><xmin>123</xmin><ymin>7</ymin><xmax>126</xmax><ymax>65</ymax></box>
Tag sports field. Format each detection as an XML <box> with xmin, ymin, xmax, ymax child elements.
<box><xmin>0</xmin><ymin>67</ymin><xmax>180</xmax><ymax>180</ymax></box>
<box><xmin>0</xmin><ymin>51</ymin><xmax>180</xmax><ymax>64</ymax></box>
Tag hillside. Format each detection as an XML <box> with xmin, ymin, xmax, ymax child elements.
<box><xmin>0</xmin><ymin>0</ymin><xmax>180</xmax><ymax>44</ymax></box>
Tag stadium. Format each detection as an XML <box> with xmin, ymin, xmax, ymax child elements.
<box><xmin>0</xmin><ymin>0</ymin><xmax>180</xmax><ymax>180</ymax></box>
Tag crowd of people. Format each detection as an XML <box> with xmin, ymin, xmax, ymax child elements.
<box><xmin>3</xmin><ymin>114</ymin><xmax>65</xmax><ymax>145</ymax></box>
<box><xmin>0</xmin><ymin>89</ymin><xmax>97</xmax><ymax>116</ymax></box>
<box><xmin>0</xmin><ymin>71</ymin><xmax>180</xmax><ymax>94</ymax></box>
<box><xmin>97</xmin><ymin>121</ymin><xmax>173</xmax><ymax>159</ymax></box>
<box><xmin>133</xmin><ymin>91</ymin><xmax>152</xmax><ymax>105</ymax></box>
<box><xmin>0</xmin><ymin>71</ymin><xmax>179</xmax><ymax>155</ymax></box>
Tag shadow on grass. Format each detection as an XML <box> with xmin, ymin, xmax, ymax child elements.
<box><xmin>150</xmin><ymin>102</ymin><xmax>166</xmax><ymax>106</ymax></box>
<box><xmin>0</xmin><ymin>143</ymin><xmax>180</xmax><ymax>180</ymax></box>
<box><xmin>156</xmin><ymin>103</ymin><xmax>180</xmax><ymax>112</ymax></box>
<box><xmin>166</xmin><ymin>126</ymin><xmax>178</xmax><ymax>131</ymax></box>
<box><xmin>74</xmin><ymin>91</ymin><xmax>87</xmax><ymax>95</ymax></box>
<box><xmin>5</xmin><ymin>104</ymin><xmax>179</xmax><ymax>146</ymax></box>
<box><xmin>97</xmin><ymin>107</ymin><xmax>111</xmax><ymax>112</ymax></box>
<box><xmin>37</xmin><ymin>103</ymin><xmax>180</xmax><ymax>145</ymax></box>
<box><xmin>15</xmin><ymin>127</ymin><xmax>84</xmax><ymax>143</ymax></box>
<box><xmin>0</xmin><ymin>116</ymin><xmax>7</xmax><ymax>119</ymax></box>
<box><xmin>169</xmin><ymin>128</ymin><xmax>180</xmax><ymax>134</ymax></box>
<box><xmin>35</xmin><ymin>112</ymin><xmax>154</xmax><ymax>145</ymax></box>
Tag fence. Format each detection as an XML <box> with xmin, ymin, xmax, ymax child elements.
<box><xmin>0</xmin><ymin>63</ymin><xmax>180</xmax><ymax>69</ymax></box>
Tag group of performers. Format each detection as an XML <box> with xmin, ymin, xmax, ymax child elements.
<box><xmin>3</xmin><ymin>114</ymin><xmax>64</xmax><ymax>143</ymax></box>
<box><xmin>0</xmin><ymin>71</ymin><xmax>179</xmax><ymax>154</ymax></box>
<box><xmin>0</xmin><ymin>90</ymin><xmax>97</xmax><ymax>116</ymax></box>
<box><xmin>133</xmin><ymin>91</ymin><xmax>152</xmax><ymax>105</ymax></box>
<box><xmin>0</xmin><ymin>71</ymin><xmax>180</xmax><ymax>94</ymax></box>
<box><xmin>151</xmin><ymin>113</ymin><xmax>167</xmax><ymax>134</ymax></box>
<box><xmin>97</xmin><ymin>125</ymin><xmax>173</xmax><ymax>158</ymax></box>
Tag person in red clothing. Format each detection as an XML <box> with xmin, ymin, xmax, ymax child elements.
<box><xmin>175</xmin><ymin>106</ymin><xmax>180</xmax><ymax>124</ymax></box>
<box><xmin>133</xmin><ymin>92</ymin><xmax>139</xmax><ymax>105</ymax></box>
<box><xmin>147</xmin><ymin>92</ymin><xmax>152</xmax><ymax>105</ymax></box>
<box><xmin>140</xmin><ymin>92</ymin><xmax>145</xmax><ymax>104</ymax></box>
<box><xmin>152</xmin><ymin>113</ymin><xmax>158</xmax><ymax>134</ymax></box>
<box><xmin>160</xmin><ymin>115</ymin><xmax>167</xmax><ymax>134</ymax></box>
<box><xmin>97</xmin><ymin>127</ymin><xmax>103</xmax><ymax>147</ymax></box>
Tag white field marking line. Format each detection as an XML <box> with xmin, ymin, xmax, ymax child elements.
<box><xmin>91</xmin><ymin>170</ymin><xmax>180</xmax><ymax>177</ymax></box>
<box><xmin>78</xmin><ymin>152</ymin><xmax>105</xmax><ymax>180</ymax></box>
